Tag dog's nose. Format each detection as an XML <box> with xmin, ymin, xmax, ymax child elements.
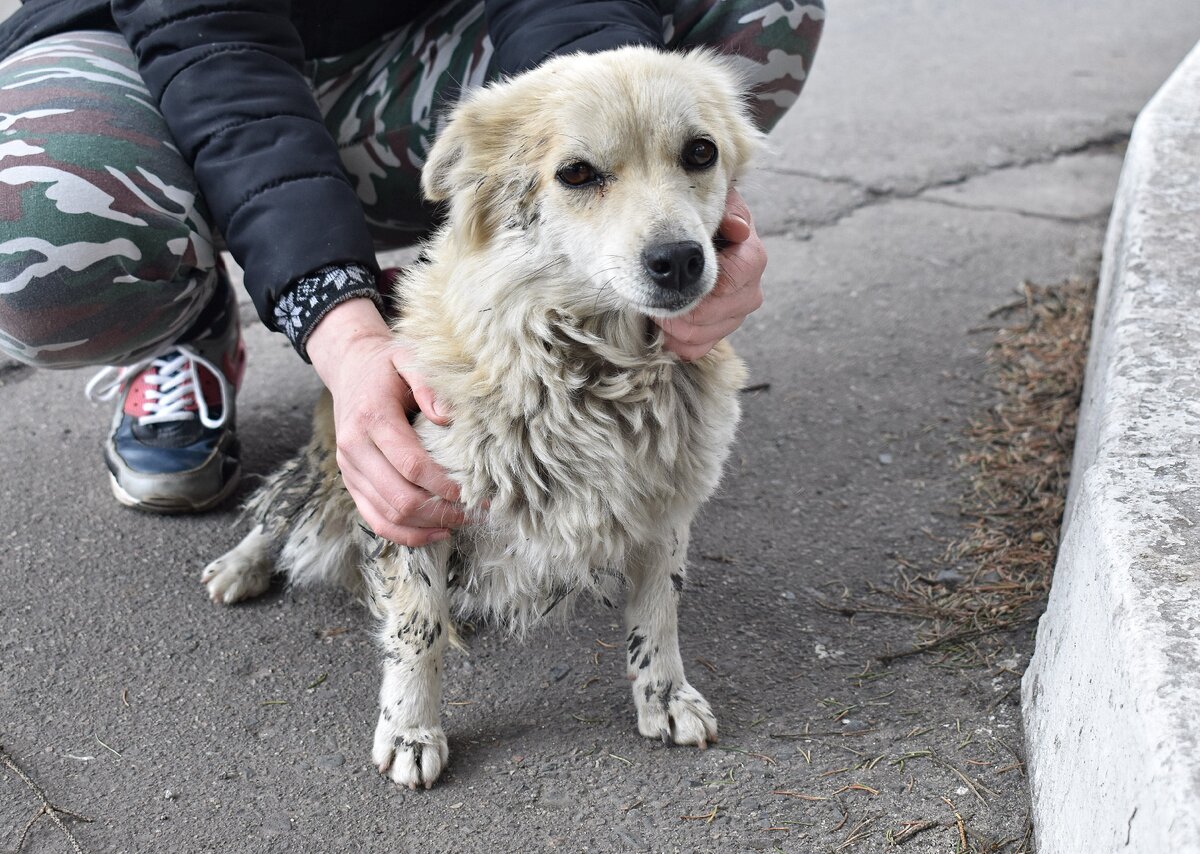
<box><xmin>642</xmin><ymin>241</ymin><xmax>705</xmax><ymax>291</ymax></box>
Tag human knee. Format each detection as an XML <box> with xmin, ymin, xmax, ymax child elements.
<box><xmin>0</xmin><ymin>32</ymin><xmax>217</xmax><ymax>368</ymax></box>
<box><xmin>665</xmin><ymin>0</ymin><xmax>825</xmax><ymax>130</ymax></box>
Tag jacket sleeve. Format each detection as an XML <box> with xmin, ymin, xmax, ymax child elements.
<box><xmin>110</xmin><ymin>0</ymin><xmax>379</xmax><ymax>329</ymax></box>
<box><xmin>484</xmin><ymin>0</ymin><xmax>664</xmax><ymax>77</ymax></box>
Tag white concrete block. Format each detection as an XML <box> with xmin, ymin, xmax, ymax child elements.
<box><xmin>1022</xmin><ymin>41</ymin><xmax>1200</xmax><ymax>853</ymax></box>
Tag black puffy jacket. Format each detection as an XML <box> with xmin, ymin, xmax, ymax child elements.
<box><xmin>0</xmin><ymin>0</ymin><xmax>661</xmax><ymax>326</ymax></box>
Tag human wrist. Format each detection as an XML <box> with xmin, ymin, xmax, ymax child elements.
<box><xmin>273</xmin><ymin>262</ymin><xmax>382</xmax><ymax>362</ymax></box>
<box><xmin>306</xmin><ymin>296</ymin><xmax>394</xmax><ymax>388</ymax></box>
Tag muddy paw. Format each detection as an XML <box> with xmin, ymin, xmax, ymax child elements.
<box><xmin>372</xmin><ymin>720</ymin><xmax>448</xmax><ymax>789</ymax></box>
<box><xmin>634</xmin><ymin>680</ymin><xmax>718</xmax><ymax>748</ymax></box>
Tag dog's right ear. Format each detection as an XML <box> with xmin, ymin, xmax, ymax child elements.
<box><xmin>421</xmin><ymin>114</ymin><xmax>471</xmax><ymax>204</ymax></box>
<box><xmin>422</xmin><ymin>86</ymin><xmax>516</xmax><ymax>246</ymax></box>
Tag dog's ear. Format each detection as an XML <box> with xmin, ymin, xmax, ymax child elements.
<box><xmin>687</xmin><ymin>49</ymin><xmax>766</xmax><ymax>177</ymax></box>
<box><xmin>422</xmin><ymin>85</ymin><xmax>524</xmax><ymax>247</ymax></box>
<box><xmin>422</xmin><ymin>112</ymin><xmax>472</xmax><ymax>204</ymax></box>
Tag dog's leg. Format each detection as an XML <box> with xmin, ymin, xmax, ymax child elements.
<box><xmin>203</xmin><ymin>393</ymin><xmax>360</xmax><ymax>603</ymax></box>
<box><xmin>369</xmin><ymin>541</ymin><xmax>453</xmax><ymax>789</ymax></box>
<box><xmin>624</xmin><ymin>527</ymin><xmax>718</xmax><ymax>748</ymax></box>
<box><xmin>202</xmin><ymin>523</ymin><xmax>274</xmax><ymax>604</ymax></box>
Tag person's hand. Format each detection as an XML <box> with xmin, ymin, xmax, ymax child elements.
<box><xmin>655</xmin><ymin>187</ymin><xmax>767</xmax><ymax>361</ymax></box>
<box><xmin>306</xmin><ymin>298</ymin><xmax>465</xmax><ymax>546</ymax></box>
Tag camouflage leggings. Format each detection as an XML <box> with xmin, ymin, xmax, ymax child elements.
<box><xmin>0</xmin><ymin>0</ymin><xmax>823</xmax><ymax>369</ymax></box>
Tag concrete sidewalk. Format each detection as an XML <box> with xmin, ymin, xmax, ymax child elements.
<box><xmin>3</xmin><ymin>3</ymin><xmax>1200</xmax><ymax>852</ymax></box>
<box><xmin>1022</xmin><ymin>42</ymin><xmax>1200</xmax><ymax>853</ymax></box>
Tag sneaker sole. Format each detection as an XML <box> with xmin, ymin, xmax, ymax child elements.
<box><xmin>107</xmin><ymin>464</ymin><xmax>241</xmax><ymax>514</ymax></box>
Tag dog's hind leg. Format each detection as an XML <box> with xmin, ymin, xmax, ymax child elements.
<box><xmin>202</xmin><ymin>523</ymin><xmax>274</xmax><ymax>604</ymax></box>
<box><xmin>624</xmin><ymin>526</ymin><xmax>718</xmax><ymax>749</ymax></box>
<box><xmin>368</xmin><ymin>540</ymin><xmax>453</xmax><ymax>789</ymax></box>
<box><xmin>203</xmin><ymin>392</ymin><xmax>361</xmax><ymax>604</ymax></box>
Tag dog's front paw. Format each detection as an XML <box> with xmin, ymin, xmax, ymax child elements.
<box><xmin>372</xmin><ymin>719</ymin><xmax>449</xmax><ymax>789</ymax></box>
<box><xmin>634</xmin><ymin>680</ymin><xmax>718</xmax><ymax>748</ymax></box>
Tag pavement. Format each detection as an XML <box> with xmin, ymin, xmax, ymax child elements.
<box><xmin>2</xmin><ymin>2</ymin><xmax>1200</xmax><ymax>852</ymax></box>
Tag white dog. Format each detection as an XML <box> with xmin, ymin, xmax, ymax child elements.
<box><xmin>202</xmin><ymin>46</ymin><xmax>762</xmax><ymax>788</ymax></box>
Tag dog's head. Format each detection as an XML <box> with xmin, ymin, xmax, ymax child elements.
<box><xmin>422</xmin><ymin>46</ymin><xmax>763</xmax><ymax>318</ymax></box>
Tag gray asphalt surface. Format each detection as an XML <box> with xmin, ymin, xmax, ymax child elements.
<box><xmin>3</xmin><ymin>3</ymin><xmax>1199</xmax><ymax>852</ymax></box>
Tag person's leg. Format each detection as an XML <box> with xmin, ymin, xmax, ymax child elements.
<box><xmin>663</xmin><ymin>0</ymin><xmax>825</xmax><ymax>132</ymax></box>
<box><xmin>0</xmin><ymin>32</ymin><xmax>223</xmax><ymax>368</ymax></box>
<box><xmin>306</xmin><ymin>1</ymin><xmax>493</xmax><ymax>245</ymax></box>
<box><xmin>0</xmin><ymin>32</ymin><xmax>243</xmax><ymax>511</ymax></box>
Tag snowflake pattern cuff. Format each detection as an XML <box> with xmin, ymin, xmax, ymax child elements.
<box><xmin>273</xmin><ymin>263</ymin><xmax>383</xmax><ymax>361</ymax></box>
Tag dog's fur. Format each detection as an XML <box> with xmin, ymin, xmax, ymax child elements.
<box><xmin>202</xmin><ymin>46</ymin><xmax>761</xmax><ymax>788</ymax></box>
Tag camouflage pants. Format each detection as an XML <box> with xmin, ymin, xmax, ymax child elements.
<box><xmin>0</xmin><ymin>0</ymin><xmax>823</xmax><ymax>369</ymax></box>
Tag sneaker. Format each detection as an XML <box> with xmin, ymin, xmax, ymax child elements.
<box><xmin>85</xmin><ymin>284</ymin><xmax>246</xmax><ymax>513</ymax></box>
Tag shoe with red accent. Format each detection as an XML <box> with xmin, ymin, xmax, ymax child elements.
<box><xmin>86</xmin><ymin>290</ymin><xmax>246</xmax><ymax>513</ymax></box>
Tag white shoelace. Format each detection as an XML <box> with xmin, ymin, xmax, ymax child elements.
<box><xmin>85</xmin><ymin>344</ymin><xmax>231</xmax><ymax>429</ymax></box>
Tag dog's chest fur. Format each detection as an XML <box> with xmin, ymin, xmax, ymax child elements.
<box><xmin>397</xmin><ymin>282</ymin><xmax>746</xmax><ymax>627</ymax></box>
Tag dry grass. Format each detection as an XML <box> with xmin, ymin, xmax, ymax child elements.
<box><xmin>880</xmin><ymin>278</ymin><xmax>1096</xmax><ymax>664</ymax></box>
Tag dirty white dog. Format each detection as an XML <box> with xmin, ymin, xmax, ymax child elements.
<box><xmin>202</xmin><ymin>46</ymin><xmax>761</xmax><ymax>788</ymax></box>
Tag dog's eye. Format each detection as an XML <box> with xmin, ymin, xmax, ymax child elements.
<box><xmin>556</xmin><ymin>162</ymin><xmax>599</xmax><ymax>187</ymax></box>
<box><xmin>682</xmin><ymin>139</ymin><xmax>718</xmax><ymax>170</ymax></box>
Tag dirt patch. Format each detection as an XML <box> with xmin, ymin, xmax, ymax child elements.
<box><xmin>880</xmin><ymin>279</ymin><xmax>1094</xmax><ymax>666</ymax></box>
<box><xmin>796</xmin><ymin>279</ymin><xmax>1095</xmax><ymax>853</ymax></box>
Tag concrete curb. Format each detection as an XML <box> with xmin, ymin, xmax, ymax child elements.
<box><xmin>1022</xmin><ymin>41</ymin><xmax>1200</xmax><ymax>853</ymax></box>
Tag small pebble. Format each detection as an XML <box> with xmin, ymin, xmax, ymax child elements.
<box><xmin>549</xmin><ymin>663</ymin><xmax>571</xmax><ymax>682</ymax></box>
<box><xmin>780</xmin><ymin>590</ymin><xmax>796</xmax><ymax>601</ymax></box>
<box><xmin>315</xmin><ymin>753</ymin><xmax>345</xmax><ymax>771</ymax></box>
<box><xmin>163</xmin><ymin>790</ymin><xmax>175</xmax><ymax>801</ymax></box>
<box><xmin>878</xmin><ymin>453</ymin><xmax>894</xmax><ymax>465</ymax></box>
<box><xmin>841</xmin><ymin>718</ymin><xmax>871</xmax><ymax>733</ymax></box>
<box><xmin>934</xmin><ymin>569</ymin><xmax>963</xmax><ymax>585</ymax></box>
<box><xmin>1031</xmin><ymin>531</ymin><xmax>1047</xmax><ymax>543</ymax></box>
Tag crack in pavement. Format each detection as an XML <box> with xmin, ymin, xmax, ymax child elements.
<box><xmin>758</xmin><ymin>125</ymin><xmax>1132</xmax><ymax>236</ymax></box>
<box><xmin>906</xmin><ymin>193</ymin><xmax>1112</xmax><ymax>224</ymax></box>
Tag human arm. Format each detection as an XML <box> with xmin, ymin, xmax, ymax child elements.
<box><xmin>484</xmin><ymin>0</ymin><xmax>662</xmax><ymax>75</ymax></box>
<box><xmin>107</xmin><ymin>2</ymin><xmax>462</xmax><ymax>544</ymax></box>
<box><xmin>109</xmin><ymin>0</ymin><xmax>380</xmax><ymax>326</ymax></box>
<box><xmin>654</xmin><ymin>188</ymin><xmax>768</xmax><ymax>361</ymax></box>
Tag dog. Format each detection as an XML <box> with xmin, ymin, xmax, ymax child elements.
<box><xmin>201</xmin><ymin>45</ymin><xmax>762</xmax><ymax>789</ymax></box>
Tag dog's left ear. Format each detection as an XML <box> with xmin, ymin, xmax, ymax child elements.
<box><xmin>676</xmin><ymin>50</ymin><xmax>766</xmax><ymax>178</ymax></box>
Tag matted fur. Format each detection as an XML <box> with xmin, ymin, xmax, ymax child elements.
<box><xmin>203</xmin><ymin>46</ymin><xmax>761</xmax><ymax>788</ymax></box>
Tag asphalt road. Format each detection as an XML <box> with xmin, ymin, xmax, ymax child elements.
<box><xmin>3</xmin><ymin>3</ymin><xmax>1199</xmax><ymax>852</ymax></box>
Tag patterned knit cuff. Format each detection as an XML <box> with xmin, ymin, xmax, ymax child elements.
<box><xmin>273</xmin><ymin>263</ymin><xmax>384</xmax><ymax>361</ymax></box>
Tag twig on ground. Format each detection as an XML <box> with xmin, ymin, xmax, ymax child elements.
<box><xmin>891</xmin><ymin>819</ymin><xmax>940</xmax><ymax>845</ymax></box>
<box><xmin>1</xmin><ymin>743</ymin><xmax>93</xmax><ymax>854</ymax></box>
<box><xmin>679</xmin><ymin>805</ymin><xmax>719</xmax><ymax>824</ymax></box>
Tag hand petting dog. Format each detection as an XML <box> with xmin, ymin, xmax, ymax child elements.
<box><xmin>656</xmin><ymin>188</ymin><xmax>766</xmax><ymax>361</ymax></box>
<box><xmin>307</xmin><ymin>297</ymin><xmax>463</xmax><ymax>547</ymax></box>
